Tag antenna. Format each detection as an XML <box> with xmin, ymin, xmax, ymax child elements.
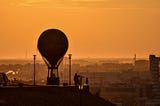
<box><xmin>133</xmin><ymin>54</ymin><xmax>136</xmax><ymax>66</ymax></box>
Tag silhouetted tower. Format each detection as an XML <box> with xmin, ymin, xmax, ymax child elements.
<box><xmin>133</xmin><ymin>54</ymin><xmax>136</xmax><ymax>66</ymax></box>
<box><xmin>149</xmin><ymin>55</ymin><xmax>160</xmax><ymax>100</ymax></box>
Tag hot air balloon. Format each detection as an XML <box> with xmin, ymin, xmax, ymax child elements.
<box><xmin>37</xmin><ymin>29</ymin><xmax>68</xmax><ymax>85</ymax></box>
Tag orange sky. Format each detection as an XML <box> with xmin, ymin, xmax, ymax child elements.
<box><xmin>0</xmin><ymin>0</ymin><xmax>160</xmax><ymax>59</ymax></box>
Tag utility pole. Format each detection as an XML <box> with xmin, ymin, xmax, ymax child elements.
<box><xmin>68</xmin><ymin>54</ymin><xmax>72</xmax><ymax>86</ymax></box>
<box><xmin>33</xmin><ymin>55</ymin><xmax>36</xmax><ymax>86</ymax></box>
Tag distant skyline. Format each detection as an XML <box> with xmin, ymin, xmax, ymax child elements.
<box><xmin>0</xmin><ymin>0</ymin><xmax>160</xmax><ymax>59</ymax></box>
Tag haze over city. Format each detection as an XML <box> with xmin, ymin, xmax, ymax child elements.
<box><xmin>0</xmin><ymin>0</ymin><xmax>160</xmax><ymax>59</ymax></box>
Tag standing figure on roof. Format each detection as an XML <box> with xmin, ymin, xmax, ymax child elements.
<box><xmin>74</xmin><ymin>73</ymin><xmax>78</xmax><ymax>86</ymax></box>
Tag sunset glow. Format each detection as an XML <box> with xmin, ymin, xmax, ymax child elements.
<box><xmin>0</xmin><ymin>0</ymin><xmax>160</xmax><ymax>59</ymax></box>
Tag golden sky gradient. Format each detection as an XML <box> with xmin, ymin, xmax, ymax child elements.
<box><xmin>0</xmin><ymin>0</ymin><xmax>160</xmax><ymax>59</ymax></box>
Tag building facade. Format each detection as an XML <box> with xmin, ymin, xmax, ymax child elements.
<box><xmin>147</xmin><ymin>55</ymin><xmax>160</xmax><ymax>105</ymax></box>
<box><xmin>150</xmin><ymin>55</ymin><xmax>160</xmax><ymax>83</ymax></box>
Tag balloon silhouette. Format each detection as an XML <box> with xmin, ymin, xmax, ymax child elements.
<box><xmin>37</xmin><ymin>29</ymin><xmax>68</xmax><ymax>69</ymax></box>
<box><xmin>37</xmin><ymin>29</ymin><xmax>69</xmax><ymax>85</ymax></box>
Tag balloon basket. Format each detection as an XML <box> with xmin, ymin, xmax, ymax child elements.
<box><xmin>47</xmin><ymin>77</ymin><xmax>60</xmax><ymax>85</ymax></box>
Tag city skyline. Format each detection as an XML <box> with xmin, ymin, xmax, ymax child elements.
<box><xmin>0</xmin><ymin>0</ymin><xmax>160</xmax><ymax>59</ymax></box>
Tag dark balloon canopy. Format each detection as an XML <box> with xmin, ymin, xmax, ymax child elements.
<box><xmin>37</xmin><ymin>29</ymin><xmax>68</xmax><ymax>68</ymax></box>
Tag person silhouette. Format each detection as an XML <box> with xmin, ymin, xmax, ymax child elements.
<box><xmin>74</xmin><ymin>73</ymin><xmax>78</xmax><ymax>86</ymax></box>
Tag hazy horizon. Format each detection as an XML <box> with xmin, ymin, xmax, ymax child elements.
<box><xmin>0</xmin><ymin>56</ymin><xmax>149</xmax><ymax>60</ymax></box>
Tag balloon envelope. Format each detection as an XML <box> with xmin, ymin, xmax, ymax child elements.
<box><xmin>37</xmin><ymin>29</ymin><xmax>68</xmax><ymax>68</ymax></box>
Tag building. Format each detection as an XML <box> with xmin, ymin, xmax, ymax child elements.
<box><xmin>147</xmin><ymin>55</ymin><xmax>160</xmax><ymax>105</ymax></box>
<box><xmin>150</xmin><ymin>55</ymin><xmax>160</xmax><ymax>83</ymax></box>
